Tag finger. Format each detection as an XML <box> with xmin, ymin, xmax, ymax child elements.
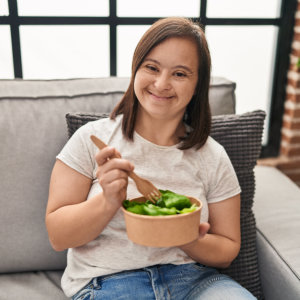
<box><xmin>198</xmin><ymin>222</ymin><xmax>210</xmax><ymax>238</ymax></box>
<box><xmin>95</xmin><ymin>147</ymin><xmax>119</xmax><ymax>166</ymax></box>
<box><xmin>102</xmin><ymin>178</ymin><xmax>129</xmax><ymax>201</ymax></box>
<box><xmin>106</xmin><ymin>178</ymin><xmax>128</xmax><ymax>191</ymax></box>
<box><xmin>98</xmin><ymin>169</ymin><xmax>129</xmax><ymax>186</ymax></box>
<box><xmin>114</xmin><ymin>149</ymin><xmax>122</xmax><ymax>159</ymax></box>
<box><xmin>98</xmin><ymin>158</ymin><xmax>134</xmax><ymax>177</ymax></box>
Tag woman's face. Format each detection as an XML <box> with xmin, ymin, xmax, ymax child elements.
<box><xmin>134</xmin><ymin>37</ymin><xmax>199</xmax><ymax>121</ymax></box>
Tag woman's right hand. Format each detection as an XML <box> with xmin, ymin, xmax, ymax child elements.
<box><xmin>95</xmin><ymin>146</ymin><xmax>134</xmax><ymax>208</ymax></box>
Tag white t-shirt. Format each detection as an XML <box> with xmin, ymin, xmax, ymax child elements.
<box><xmin>57</xmin><ymin>115</ymin><xmax>241</xmax><ymax>297</ymax></box>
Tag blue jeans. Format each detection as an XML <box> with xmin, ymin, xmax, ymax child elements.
<box><xmin>72</xmin><ymin>263</ymin><xmax>256</xmax><ymax>300</ymax></box>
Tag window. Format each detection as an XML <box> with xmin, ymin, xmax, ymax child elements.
<box><xmin>117</xmin><ymin>0</ymin><xmax>199</xmax><ymax>17</ymax></box>
<box><xmin>0</xmin><ymin>0</ymin><xmax>297</xmax><ymax>157</ymax></box>
<box><xmin>117</xmin><ymin>25</ymin><xmax>150</xmax><ymax>76</ymax></box>
<box><xmin>17</xmin><ymin>0</ymin><xmax>109</xmax><ymax>16</ymax></box>
<box><xmin>20</xmin><ymin>25</ymin><xmax>109</xmax><ymax>79</ymax></box>
<box><xmin>0</xmin><ymin>25</ymin><xmax>13</xmax><ymax>78</ymax></box>
<box><xmin>206</xmin><ymin>0</ymin><xmax>281</xmax><ymax>18</ymax></box>
<box><xmin>206</xmin><ymin>25</ymin><xmax>278</xmax><ymax>144</ymax></box>
<box><xmin>0</xmin><ymin>0</ymin><xmax>9</xmax><ymax>16</ymax></box>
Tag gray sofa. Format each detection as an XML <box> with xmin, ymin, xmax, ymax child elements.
<box><xmin>0</xmin><ymin>77</ymin><xmax>299</xmax><ymax>300</ymax></box>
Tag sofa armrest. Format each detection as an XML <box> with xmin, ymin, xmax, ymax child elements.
<box><xmin>253</xmin><ymin>166</ymin><xmax>300</xmax><ymax>300</ymax></box>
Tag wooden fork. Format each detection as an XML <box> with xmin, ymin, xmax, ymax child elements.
<box><xmin>90</xmin><ymin>135</ymin><xmax>161</xmax><ymax>203</ymax></box>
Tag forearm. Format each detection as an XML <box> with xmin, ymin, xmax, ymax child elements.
<box><xmin>46</xmin><ymin>193</ymin><xmax>119</xmax><ymax>251</ymax></box>
<box><xmin>179</xmin><ymin>233</ymin><xmax>240</xmax><ymax>268</ymax></box>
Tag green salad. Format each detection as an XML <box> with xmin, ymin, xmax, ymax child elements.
<box><xmin>123</xmin><ymin>190</ymin><xmax>198</xmax><ymax>216</ymax></box>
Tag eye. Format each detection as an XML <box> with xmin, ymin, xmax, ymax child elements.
<box><xmin>145</xmin><ymin>65</ymin><xmax>158</xmax><ymax>72</ymax></box>
<box><xmin>174</xmin><ymin>71</ymin><xmax>187</xmax><ymax>78</ymax></box>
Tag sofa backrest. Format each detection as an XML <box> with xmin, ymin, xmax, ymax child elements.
<box><xmin>0</xmin><ymin>77</ymin><xmax>236</xmax><ymax>273</ymax></box>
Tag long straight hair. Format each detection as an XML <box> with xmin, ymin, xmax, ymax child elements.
<box><xmin>111</xmin><ymin>17</ymin><xmax>211</xmax><ymax>150</ymax></box>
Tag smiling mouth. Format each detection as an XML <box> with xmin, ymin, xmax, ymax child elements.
<box><xmin>148</xmin><ymin>91</ymin><xmax>174</xmax><ymax>100</ymax></box>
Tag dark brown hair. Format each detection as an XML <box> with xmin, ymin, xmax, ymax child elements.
<box><xmin>111</xmin><ymin>17</ymin><xmax>211</xmax><ymax>150</ymax></box>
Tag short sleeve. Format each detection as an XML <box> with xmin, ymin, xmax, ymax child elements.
<box><xmin>56</xmin><ymin>123</ymin><xmax>95</xmax><ymax>179</ymax></box>
<box><xmin>206</xmin><ymin>147</ymin><xmax>241</xmax><ymax>203</ymax></box>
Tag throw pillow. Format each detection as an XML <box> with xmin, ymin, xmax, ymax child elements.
<box><xmin>210</xmin><ymin>110</ymin><xmax>265</xmax><ymax>300</ymax></box>
<box><xmin>65</xmin><ymin>110</ymin><xmax>266</xmax><ymax>299</ymax></box>
<box><xmin>66</xmin><ymin>112</ymin><xmax>110</xmax><ymax>138</ymax></box>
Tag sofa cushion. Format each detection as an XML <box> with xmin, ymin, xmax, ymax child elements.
<box><xmin>65</xmin><ymin>110</ymin><xmax>266</xmax><ymax>299</ymax></box>
<box><xmin>256</xmin><ymin>231</ymin><xmax>300</xmax><ymax>300</ymax></box>
<box><xmin>0</xmin><ymin>76</ymin><xmax>235</xmax><ymax>115</ymax></box>
<box><xmin>0</xmin><ymin>76</ymin><xmax>235</xmax><ymax>274</ymax></box>
<box><xmin>209</xmin><ymin>76</ymin><xmax>236</xmax><ymax>115</ymax></box>
<box><xmin>0</xmin><ymin>78</ymin><xmax>128</xmax><ymax>273</ymax></box>
<box><xmin>254</xmin><ymin>165</ymin><xmax>300</xmax><ymax>300</ymax></box>
<box><xmin>0</xmin><ymin>271</ymin><xmax>68</xmax><ymax>300</ymax></box>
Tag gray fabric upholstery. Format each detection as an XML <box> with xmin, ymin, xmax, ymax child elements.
<box><xmin>256</xmin><ymin>231</ymin><xmax>300</xmax><ymax>300</ymax></box>
<box><xmin>0</xmin><ymin>76</ymin><xmax>235</xmax><ymax>274</ymax></box>
<box><xmin>0</xmin><ymin>79</ymin><xmax>127</xmax><ymax>273</ymax></box>
<box><xmin>253</xmin><ymin>165</ymin><xmax>300</xmax><ymax>300</ymax></box>
<box><xmin>0</xmin><ymin>77</ymin><xmax>130</xmax><ymax>97</ymax></box>
<box><xmin>209</xmin><ymin>76</ymin><xmax>236</xmax><ymax>115</ymax></box>
<box><xmin>0</xmin><ymin>76</ymin><xmax>235</xmax><ymax>115</ymax></box>
<box><xmin>0</xmin><ymin>271</ymin><xmax>68</xmax><ymax>300</ymax></box>
<box><xmin>65</xmin><ymin>110</ymin><xmax>266</xmax><ymax>299</ymax></box>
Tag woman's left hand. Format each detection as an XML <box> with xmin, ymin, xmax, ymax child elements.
<box><xmin>179</xmin><ymin>222</ymin><xmax>210</xmax><ymax>249</ymax></box>
<box><xmin>198</xmin><ymin>222</ymin><xmax>210</xmax><ymax>238</ymax></box>
<box><xmin>177</xmin><ymin>195</ymin><xmax>241</xmax><ymax>268</ymax></box>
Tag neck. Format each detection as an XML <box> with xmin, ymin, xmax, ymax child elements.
<box><xmin>135</xmin><ymin>110</ymin><xmax>185</xmax><ymax>146</ymax></box>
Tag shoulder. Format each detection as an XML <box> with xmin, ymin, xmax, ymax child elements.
<box><xmin>183</xmin><ymin>136</ymin><xmax>226</xmax><ymax>168</ymax></box>
<box><xmin>190</xmin><ymin>136</ymin><xmax>232</xmax><ymax>182</ymax></box>
<box><xmin>195</xmin><ymin>137</ymin><xmax>240</xmax><ymax>202</ymax></box>
<box><xmin>57</xmin><ymin>115</ymin><xmax>123</xmax><ymax>178</ymax></box>
<box><xmin>197</xmin><ymin>136</ymin><xmax>226</xmax><ymax>160</ymax></box>
<box><xmin>64</xmin><ymin>115</ymin><xmax>123</xmax><ymax>159</ymax></box>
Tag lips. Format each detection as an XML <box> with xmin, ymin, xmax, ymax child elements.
<box><xmin>148</xmin><ymin>90</ymin><xmax>174</xmax><ymax>100</ymax></box>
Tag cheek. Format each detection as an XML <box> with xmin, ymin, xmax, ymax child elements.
<box><xmin>133</xmin><ymin>72</ymin><xmax>142</xmax><ymax>97</ymax></box>
<box><xmin>134</xmin><ymin>72</ymin><xmax>149</xmax><ymax>99</ymax></box>
<box><xmin>179</xmin><ymin>83</ymin><xmax>197</xmax><ymax>102</ymax></box>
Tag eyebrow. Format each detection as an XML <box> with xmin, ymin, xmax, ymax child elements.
<box><xmin>143</xmin><ymin>58</ymin><xmax>194</xmax><ymax>74</ymax></box>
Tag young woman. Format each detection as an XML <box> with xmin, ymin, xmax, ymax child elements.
<box><xmin>46</xmin><ymin>17</ymin><xmax>256</xmax><ymax>299</ymax></box>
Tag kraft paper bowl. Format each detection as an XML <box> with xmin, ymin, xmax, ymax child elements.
<box><xmin>121</xmin><ymin>196</ymin><xmax>202</xmax><ymax>247</ymax></box>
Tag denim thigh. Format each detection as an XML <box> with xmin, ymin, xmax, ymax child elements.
<box><xmin>72</xmin><ymin>263</ymin><xmax>256</xmax><ymax>300</ymax></box>
<box><xmin>160</xmin><ymin>263</ymin><xmax>256</xmax><ymax>300</ymax></box>
<box><xmin>72</xmin><ymin>281</ymin><xmax>94</xmax><ymax>300</ymax></box>
<box><xmin>184</xmin><ymin>266</ymin><xmax>257</xmax><ymax>300</ymax></box>
<box><xmin>72</xmin><ymin>269</ymin><xmax>156</xmax><ymax>300</ymax></box>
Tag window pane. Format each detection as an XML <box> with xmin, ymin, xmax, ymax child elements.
<box><xmin>117</xmin><ymin>0</ymin><xmax>199</xmax><ymax>17</ymax></box>
<box><xmin>117</xmin><ymin>25</ymin><xmax>150</xmax><ymax>77</ymax></box>
<box><xmin>206</xmin><ymin>25</ymin><xmax>278</xmax><ymax>144</ymax></box>
<box><xmin>207</xmin><ymin>0</ymin><xmax>281</xmax><ymax>18</ymax></box>
<box><xmin>20</xmin><ymin>25</ymin><xmax>109</xmax><ymax>79</ymax></box>
<box><xmin>0</xmin><ymin>26</ymin><xmax>14</xmax><ymax>79</ymax></box>
<box><xmin>0</xmin><ymin>0</ymin><xmax>9</xmax><ymax>15</ymax></box>
<box><xmin>18</xmin><ymin>0</ymin><xmax>109</xmax><ymax>16</ymax></box>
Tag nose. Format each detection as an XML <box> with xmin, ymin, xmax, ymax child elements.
<box><xmin>154</xmin><ymin>71</ymin><xmax>171</xmax><ymax>91</ymax></box>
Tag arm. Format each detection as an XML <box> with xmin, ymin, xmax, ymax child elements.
<box><xmin>45</xmin><ymin>147</ymin><xmax>133</xmax><ymax>251</ymax></box>
<box><xmin>179</xmin><ymin>193</ymin><xmax>241</xmax><ymax>268</ymax></box>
